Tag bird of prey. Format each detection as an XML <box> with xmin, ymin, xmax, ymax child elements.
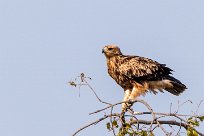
<box><xmin>102</xmin><ymin>45</ymin><xmax>187</xmax><ymax>111</ymax></box>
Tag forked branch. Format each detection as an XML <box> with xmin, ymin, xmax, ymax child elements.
<box><xmin>69</xmin><ymin>73</ymin><xmax>204</xmax><ymax>136</ymax></box>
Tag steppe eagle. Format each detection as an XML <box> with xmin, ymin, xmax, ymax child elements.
<box><xmin>102</xmin><ymin>45</ymin><xmax>187</xmax><ymax>111</ymax></box>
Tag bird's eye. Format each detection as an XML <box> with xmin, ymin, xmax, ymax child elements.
<box><xmin>108</xmin><ymin>48</ymin><xmax>113</xmax><ymax>50</ymax></box>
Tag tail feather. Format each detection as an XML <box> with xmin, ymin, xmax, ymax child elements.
<box><xmin>164</xmin><ymin>76</ymin><xmax>187</xmax><ymax>96</ymax></box>
<box><xmin>147</xmin><ymin>76</ymin><xmax>187</xmax><ymax>96</ymax></box>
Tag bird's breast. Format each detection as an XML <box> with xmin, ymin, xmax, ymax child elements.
<box><xmin>107</xmin><ymin>62</ymin><xmax>133</xmax><ymax>89</ymax></box>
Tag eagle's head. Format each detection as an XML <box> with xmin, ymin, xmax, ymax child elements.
<box><xmin>102</xmin><ymin>45</ymin><xmax>122</xmax><ymax>58</ymax></box>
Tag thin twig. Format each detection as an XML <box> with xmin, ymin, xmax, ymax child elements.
<box><xmin>176</xmin><ymin>121</ymin><xmax>182</xmax><ymax>136</ymax></box>
<box><xmin>196</xmin><ymin>100</ymin><xmax>204</xmax><ymax>114</ymax></box>
<box><xmin>72</xmin><ymin>113</ymin><xmax>120</xmax><ymax>136</ymax></box>
<box><xmin>110</xmin><ymin>106</ymin><xmax>116</xmax><ymax>136</ymax></box>
<box><xmin>82</xmin><ymin>76</ymin><xmax>111</xmax><ymax>105</ymax></box>
<box><xmin>156</xmin><ymin>120</ymin><xmax>170</xmax><ymax>136</ymax></box>
<box><xmin>133</xmin><ymin>112</ymin><xmax>191</xmax><ymax>117</ymax></box>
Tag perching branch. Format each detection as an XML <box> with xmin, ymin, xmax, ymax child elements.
<box><xmin>72</xmin><ymin>113</ymin><xmax>120</xmax><ymax>136</ymax></box>
<box><xmin>69</xmin><ymin>73</ymin><xmax>204</xmax><ymax>136</ymax></box>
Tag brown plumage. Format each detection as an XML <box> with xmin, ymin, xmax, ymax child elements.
<box><xmin>102</xmin><ymin>44</ymin><xmax>187</xmax><ymax>111</ymax></box>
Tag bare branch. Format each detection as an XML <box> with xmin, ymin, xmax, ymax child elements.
<box><xmin>70</xmin><ymin>74</ymin><xmax>204</xmax><ymax>136</ymax></box>
<box><xmin>129</xmin><ymin>119</ymin><xmax>188</xmax><ymax>130</ymax></box>
<box><xmin>72</xmin><ymin>113</ymin><xmax>120</xmax><ymax>136</ymax></box>
<box><xmin>69</xmin><ymin>73</ymin><xmax>111</xmax><ymax>105</ymax></box>
<box><xmin>196</xmin><ymin>100</ymin><xmax>204</xmax><ymax>114</ymax></box>
<box><xmin>73</xmin><ymin>112</ymin><xmax>204</xmax><ymax>136</ymax></box>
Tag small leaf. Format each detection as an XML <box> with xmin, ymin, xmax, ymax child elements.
<box><xmin>141</xmin><ymin>131</ymin><xmax>148</xmax><ymax>136</ymax></box>
<box><xmin>130</xmin><ymin>118</ymin><xmax>134</xmax><ymax>122</ymax></box>
<box><xmin>106</xmin><ymin>122</ymin><xmax>111</xmax><ymax>130</ymax></box>
<box><xmin>124</xmin><ymin>123</ymin><xmax>131</xmax><ymax>129</ymax></box>
<box><xmin>188</xmin><ymin>117</ymin><xmax>193</xmax><ymax>120</ymax></box>
<box><xmin>197</xmin><ymin>116</ymin><xmax>204</xmax><ymax>122</ymax></box>
<box><xmin>188</xmin><ymin>119</ymin><xmax>200</xmax><ymax>126</ymax></box>
<box><xmin>118</xmin><ymin>127</ymin><xmax>127</xmax><ymax>136</ymax></box>
<box><xmin>148</xmin><ymin>132</ymin><xmax>154</xmax><ymax>136</ymax></box>
<box><xmin>129</xmin><ymin>133</ymin><xmax>133</xmax><ymax>136</ymax></box>
<box><xmin>68</xmin><ymin>81</ymin><xmax>77</xmax><ymax>87</ymax></box>
<box><xmin>133</xmin><ymin>131</ymin><xmax>141</xmax><ymax>135</ymax></box>
<box><xmin>187</xmin><ymin>128</ymin><xmax>198</xmax><ymax>136</ymax></box>
<box><xmin>112</xmin><ymin>120</ymin><xmax>118</xmax><ymax>128</ymax></box>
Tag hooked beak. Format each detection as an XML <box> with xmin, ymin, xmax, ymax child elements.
<box><xmin>102</xmin><ymin>48</ymin><xmax>105</xmax><ymax>54</ymax></box>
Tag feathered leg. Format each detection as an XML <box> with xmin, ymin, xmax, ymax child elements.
<box><xmin>122</xmin><ymin>83</ymin><xmax>148</xmax><ymax>111</ymax></box>
<box><xmin>129</xmin><ymin>83</ymin><xmax>148</xmax><ymax>100</ymax></box>
<box><xmin>122</xmin><ymin>89</ymin><xmax>131</xmax><ymax>111</ymax></box>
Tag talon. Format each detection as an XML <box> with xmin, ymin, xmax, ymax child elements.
<box><xmin>127</xmin><ymin>108</ymin><xmax>134</xmax><ymax>114</ymax></box>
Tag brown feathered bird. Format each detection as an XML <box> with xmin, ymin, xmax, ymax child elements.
<box><xmin>102</xmin><ymin>44</ymin><xmax>187</xmax><ymax>111</ymax></box>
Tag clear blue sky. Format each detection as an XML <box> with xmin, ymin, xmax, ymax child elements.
<box><xmin>0</xmin><ymin>0</ymin><xmax>203</xmax><ymax>136</ymax></box>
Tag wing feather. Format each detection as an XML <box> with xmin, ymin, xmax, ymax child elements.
<box><xmin>118</xmin><ymin>55</ymin><xmax>173</xmax><ymax>83</ymax></box>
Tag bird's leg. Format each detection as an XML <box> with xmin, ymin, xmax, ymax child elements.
<box><xmin>128</xmin><ymin>86</ymin><xmax>139</xmax><ymax>100</ymax></box>
<box><xmin>129</xmin><ymin>84</ymin><xmax>147</xmax><ymax>100</ymax></box>
<box><xmin>127</xmin><ymin>86</ymin><xmax>143</xmax><ymax>110</ymax></box>
<box><xmin>120</xmin><ymin>90</ymin><xmax>131</xmax><ymax>126</ymax></box>
<box><xmin>122</xmin><ymin>89</ymin><xmax>131</xmax><ymax>112</ymax></box>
